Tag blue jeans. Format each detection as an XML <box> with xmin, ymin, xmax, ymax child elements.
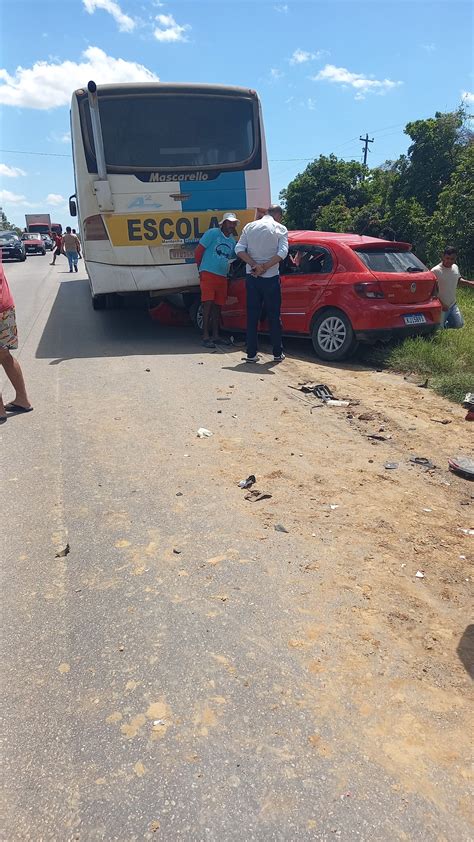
<box><xmin>66</xmin><ymin>250</ymin><xmax>78</xmax><ymax>271</ymax></box>
<box><xmin>441</xmin><ymin>303</ymin><xmax>464</xmax><ymax>329</ymax></box>
<box><xmin>245</xmin><ymin>274</ymin><xmax>282</xmax><ymax>358</ymax></box>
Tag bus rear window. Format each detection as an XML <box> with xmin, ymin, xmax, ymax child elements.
<box><xmin>82</xmin><ymin>94</ymin><xmax>257</xmax><ymax>170</ymax></box>
<box><xmin>356</xmin><ymin>250</ymin><xmax>427</xmax><ymax>273</ymax></box>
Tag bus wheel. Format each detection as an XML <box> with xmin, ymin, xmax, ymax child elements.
<box><xmin>92</xmin><ymin>294</ymin><xmax>106</xmax><ymax>310</ymax></box>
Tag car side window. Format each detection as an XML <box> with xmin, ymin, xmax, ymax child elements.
<box><xmin>284</xmin><ymin>245</ymin><xmax>333</xmax><ymax>275</ymax></box>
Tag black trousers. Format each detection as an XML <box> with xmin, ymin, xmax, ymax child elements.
<box><xmin>245</xmin><ymin>274</ymin><xmax>282</xmax><ymax>358</ymax></box>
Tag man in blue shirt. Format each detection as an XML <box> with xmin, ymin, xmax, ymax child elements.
<box><xmin>195</xmin><ymin>213</ymin><xmax>238</xmax><ymax>348</ymax></box>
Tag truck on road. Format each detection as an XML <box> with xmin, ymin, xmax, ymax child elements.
<box><xmin>25</xmin><ymin>214</ymin><xmax>52</xmax><ymax>236</ymax></box>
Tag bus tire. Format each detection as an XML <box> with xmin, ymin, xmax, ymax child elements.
<box><xmin>92</xmin><ymin>294</ymin><xmax>106</xmax><ymax>310</ymax></box>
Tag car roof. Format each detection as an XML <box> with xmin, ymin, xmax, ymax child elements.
<box><xmin>288</xmin><ymin>231</ymin><xmax>411</xmax><ymax>250</ymax></box>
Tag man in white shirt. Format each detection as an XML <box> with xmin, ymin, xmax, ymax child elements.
<box><xmin>235</xmin><ymin>205</ymin><xmax>289</xmax><ymax>362</ymax></box>
<box><xmin>431</xmin><ymin>246</ymin><xmax>465</xmax><ymax>329</ymax></box>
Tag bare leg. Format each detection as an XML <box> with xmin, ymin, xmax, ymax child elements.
<box><xmin>0</xmin><ymin>349</ymin><xmax>32</xmax><ymax>409</ymax></box>
<box><xmin>202</xmin><ymin>301</ymin><xmax>213</xmax><ymax>341</ymax></box>
<box><xmin>211</xmin><ymin>304</ymin><xmax>221</xmax><ymax>340</ymax></box>
<box><xmin>0</xmin><ymin>393</ymin><xmax>6</xmax><ymax>420</ymax></box>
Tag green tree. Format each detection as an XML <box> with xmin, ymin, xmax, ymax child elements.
<box><xmin>428</xmin><ymin>143</ymin><xmax>474</xmax><ymax>272</ymax></box>
<box><xmin>313</xmin><ymin>197</ymin><xmax>353</xmax><ymax>232</ymax></box>
<box><xmin>280</xmin><ymin>154</ymin><xmax>367</xmax><ymax>229</ymax></box>
<box><xmin>0</xmin><ymin>208</ymin><xmax>21</xmax><ymax>235</ymax></box>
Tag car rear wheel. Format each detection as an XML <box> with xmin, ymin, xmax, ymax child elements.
<box><xmin>20</xmin><ymin>254</ymin><xmax>27</xmax><ymax>262</ymax></box>
<box><xmin>189</xmin><ymin>300</ymin><xmax>204</xmax><ymax>331</ymax></box>
<box><xmin>311</xmin><ymin>308</ymin><xmax>358</xmax><ymax>361</ymax></box>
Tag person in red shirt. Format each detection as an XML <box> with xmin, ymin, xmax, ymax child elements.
<box><xmin>50</xmin><ymin>232</ymin><xmax>63</xmax><ymax>266</ymax></box>
<box><xmin>0</xmin><ymin>264</ymin><xmax>32</xmax><ymax>422</ymax></box>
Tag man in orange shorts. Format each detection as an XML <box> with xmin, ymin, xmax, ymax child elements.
<box><xmin>194</xmin><ymin>213</ymin><xmax>239</xmax><ymax>348</ymax></box>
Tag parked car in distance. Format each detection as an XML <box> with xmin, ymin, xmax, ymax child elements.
<box><xmin>21</xmin><ymin>232</ymin><xmax>46</xmax><ymax>255</ymax></box>
<box><xmin>41</xmin><ymin>234</ymin><xmax>53</xmax><ymax>250</ymax></box>
<box><xmin>220</xmin><ymin>232</ymin><xmax>442</xmax><ymax>360</ymax></box>
<box><xmin>0</xmin><ymin>231</ymin><xmax>27</xmax><ymax>262</ymax></box>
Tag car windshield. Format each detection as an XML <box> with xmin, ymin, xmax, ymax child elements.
<box><xmin>356</xmin><ymin>249</ymin><xmax>427</xmax><ymax>273</ymax></box>
<box><xmin>0</xmin><ymin>233</ymin><xmax>18</xmax><ymax>241</ymax></box>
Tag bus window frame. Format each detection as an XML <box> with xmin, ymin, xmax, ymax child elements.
<box><xmin>77</xmin><ymin>90</ymin><xmax>262</xmax><ymax>176</ymax></box>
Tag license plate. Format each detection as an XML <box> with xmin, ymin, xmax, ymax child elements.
<box><xmin>169</xmin><ymin>247</ymin><xmax>195</xmax><ymax>260</ymax></box>
<box><xmin>404</xmin><ymin>314</ymin><xmax>426</xmax><ymax>325</ymax></box>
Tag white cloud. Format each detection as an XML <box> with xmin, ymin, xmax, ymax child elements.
<box><xmin>274</xmin><ymin>3</ymin><xmax>289</xmax><ymax>11</ymax></box>
<box><xmin>0</xmin><ymin>164</ymin><xmax>27</xmax><ymax>178</ymax></box>
<box><xmin>312</xmin><ymin>64</ymin><xmax>402</xmax><ymax>99</ymax></box>
<box><xmin>305</xmin><ymin>97</ymin><xmax>316</xmax><ymax>111</ymax></box>
<box><xmin>153</xmin><ymin>13</ymin><xmax>190</xmax><ymax>42</ymax></box>
<box><xmin>290</xmin><ymin>49</ymin><xmax>316</xmax><ymax>65</ymax></box>
<box><xmin>270</xmin><ymin>68</ymin><xmax>284</xmax><ymax>80</ymax></box>
<box><xmin>461</xmin><ymin>91</ymin><xmax>474</xmax><ymax>104</ymax></box>
<box><xmin>45</xmin><ymin>193</ymin><xmax>65</xmax><ymax>206</ymax></box>
<box><xmin>0</xmin><ymin>46</ymin><xmax>158</xmax><ymax>110</ymax></box>
<box><xmin>83</xmin><ymin>0</ymin><xmax>136</xmax><ymax>32</ymax></box>
<box><xmin>0</xmin><ymin>189</ymin><xmax>29</xmax><ymax>206</ymax></box>
<box><xmin>422</xmin><ymin>43</ymin><xmax>436</xmax><ymax>52</ymax></box>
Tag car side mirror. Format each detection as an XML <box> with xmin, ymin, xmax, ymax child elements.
<box><xmin>69</xmin><ymin>194</ymin><xmax>77</xmax><ymax>217</ymax></box>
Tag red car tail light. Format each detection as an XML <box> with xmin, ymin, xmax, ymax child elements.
<box><xmin>84</xmin><ymin>214</ymin><xmax>109</xmax><ymax>241</ymax></box>
<box><xmin>354</xmin><ymin>281</ymin><xmax>385</xmax><ymax>299</ymax></box>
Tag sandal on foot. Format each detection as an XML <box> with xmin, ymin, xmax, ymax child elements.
<box><xmin>4</xmin><ymin>403</ymin><xmax>33</xmax><ymax>413</ymax></box>
<box><xmin>202</xmin><ymin>339</ymin><xmax>216</xmax><ymax>349</ymax></box>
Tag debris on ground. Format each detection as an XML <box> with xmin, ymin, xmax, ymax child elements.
<box><xmin>238</xmin><ymin>474</ymin><xmax>256</xmax><ymax>489</ymax></box>
<box><xmin>384</xmin><ymin>462</ymin><xmax>399</xmax><ymax>470</ymax></box>
<box><xmin>459</xmin><ymin>528</ymin><xmax>474</xmax><ymax>536</ymax></box>
<box><xmin>404</xmin><ymin>373</ymin><xmax>429</xmax><ymax>388</ymax></box>
<box><xmin>217</xmin><ymin>397</ymin><xmax>231</xmax><ymax>401</ymax></box>
<box><xmin>415</xmin><ymin>571</ymin><xmax>425</xmax><ymax>579</ymax></box>
<box><xmin>176</xmin><ymin>491</ymin><xmax>183</xmax><ymax>496</ymax></box>
<box><xmin>462</xmin><ymin>393</ymin><xmax>474</xmax><ymax>421</ymax></box>
<box><xmin>430</xmin><ymin>418</ymin><xmax>452</xmax><ymax>425</ymax></box>
<box><xmin>55</xmin><ymin>543</ymin><xmax>70</xmax><ymax>558</ymax></box>
<box><xmin>145</xmin><ymin>368</ymin><xmax>151</xmax><ymax>373</ymax></box>
<box><xmin>150</xmin><ymin>820</ymin><xmax>161</xmax><ymax>833</ymax></box>
<box><xmin>448</xmin><ymin>455</ymin><xmax>474</xmax><ymax>480</ymax></box>
<box><xmin>173</xmin><ymin>548</ymin><xmax>182</xmax><ymax>554</ymax></box>
<box><xmin>275</xmin><ymin>523</ymin><xmax>289</xmax><ymax>533</ymax></box>
<box><xmin>290</xmin><ymin>383</ymin><xmax>351</xmax><ymax>406</ymax></box>
<box><xmin>326</xmin><ymin>399</ymin><xmax>350</xmax><ymax>407</ymax></box>
<box><xmin>358</xmin><ymin>412</ymin><xmax>376</xmax><ymax>421</ymax></box>
<box><xmin>244</xmin><ymin>490</ymin><xmax>272</xmax><ymax>502</ymax></box>
<box><xmin>197</xmin><ymin>428</ymin><xmax>213</xmax><ymax>438</ymax></box>
<box><xmin>368</xmin><ymin>433</ymin><xmax>392</xmax><ymax>441</ymax></box>
<box><xmin>410</xmin><ymin>456</ymin><xmax>436</xmax><ymax>470</ymax></box>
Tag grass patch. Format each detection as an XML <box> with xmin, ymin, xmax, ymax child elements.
<box><xmin>365</xmin><ymin>287</ymin><xmax>474</xmax><ymax>402</ymax></box>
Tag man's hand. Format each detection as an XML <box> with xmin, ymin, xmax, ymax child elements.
<box><xmin>252</xmin><ymin>264</ymin><xmax>266</xmax><ymax>276</ymax></box>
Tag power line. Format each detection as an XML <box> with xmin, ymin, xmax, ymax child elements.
<box><xmin>0</xmin><ymin>148</ymin><xmax>71</xmax><ymax>158</ymax></box>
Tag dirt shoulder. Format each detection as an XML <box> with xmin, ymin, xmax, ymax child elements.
<box><xmin>208</xmin><ymin>347</ymin><xmax>473</xmax><ymax>825</ymax></box>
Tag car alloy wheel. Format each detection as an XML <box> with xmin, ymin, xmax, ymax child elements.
<box><xmin>317</xmin><ymin>315</ymin><xmax>347</xmax><ymax>353</ymax></box>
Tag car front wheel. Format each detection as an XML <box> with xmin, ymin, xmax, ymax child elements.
<box><xmin>311</xmin><ymin>308</ymin><xmax>358</xmax><ymax>361</ymax></box>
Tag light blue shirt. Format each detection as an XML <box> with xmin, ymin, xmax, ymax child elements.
<box><xmin>235</xmin><ymin>215</ymin><xmax>289</xmax><ymax>277</ymax></box>
<box><xmin>199</xmin><ymin>227</ymin><xmax>236</xmax><ymax>277</ymax></box>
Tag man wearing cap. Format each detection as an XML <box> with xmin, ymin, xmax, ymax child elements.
<box><xmin>235</xmin><ymin>205</ymin><xmax>288</xmax><ymax>362</ymax></box>
<box><xmin>194</xmin><ymin>214</ymin><xmax>238</xmax><ymax>348</ymax></box>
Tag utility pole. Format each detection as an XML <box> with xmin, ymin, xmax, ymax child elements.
<box><xmin>359</xmin><ymin>133</ymin><xmax>374</xmax><ymax>167</ymax></box>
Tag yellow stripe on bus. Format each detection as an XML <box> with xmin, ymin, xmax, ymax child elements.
<box><xmin>104</xmin><ymin>210</ymin><xmax>256</xmax><ymax>247</ymax></box>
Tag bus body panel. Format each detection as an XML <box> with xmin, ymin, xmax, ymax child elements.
<box><xmin>70</xmin><ymin>84</ymin><xmax>270</xmax><ymax>299</ymax></box>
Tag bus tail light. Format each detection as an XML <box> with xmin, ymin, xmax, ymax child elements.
<box><xmin>84</xmin><ymin>214</ymin><xmax>109</xmax><ymax>241</ymax></box>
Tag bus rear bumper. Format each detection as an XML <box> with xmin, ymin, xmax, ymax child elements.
<box><xmin>86</xmin><ymin>260</ymin><xmax>200</xmax><ymax>296</ymax></box>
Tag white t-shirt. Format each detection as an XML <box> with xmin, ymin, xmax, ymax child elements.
<box><xmin>431</xmin><ymin>262</ymin><xmax>461</xmax><ymax>309</ymax></box>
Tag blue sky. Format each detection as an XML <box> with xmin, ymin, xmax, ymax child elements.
<box><xmin>1</xmin><ymin>0</ymin><xmax>472</xmax><ymax>230</ymax></box>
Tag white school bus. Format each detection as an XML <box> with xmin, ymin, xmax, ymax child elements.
<box><xmin>69</xmin><ymin>81</ymin><xmax>270</xmax><ymax>309</ymax></box>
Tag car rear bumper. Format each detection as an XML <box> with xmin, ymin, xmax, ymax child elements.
<box><xmin>355</xmin><ymin>324</ymin><xmax>439</xmax><ymax>342</ymax></box>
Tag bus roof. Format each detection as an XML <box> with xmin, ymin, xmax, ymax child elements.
<box><xmin>73</xmin><ymin>82</ymin><xmax>259</xmax><ymax>99</ymax></box>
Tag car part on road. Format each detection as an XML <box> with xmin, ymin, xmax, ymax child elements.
<box><xmin>244</xmin><ymin>489</ymin><xmax>272</xmax><ymax>502</ymax></box>
<box><xmin>55</xmin><ymin>543</ymin><xmax>70</xmax><ymax>558</ymax></box>
<box><xmin>410</xmin><ymin>456</ymin><xmax>436</xmax><ymax>470</ymax></box>
<box><xmin>448</xmin><ymin>455</ymin><xmax>474</xmax><ymax>480</ymax></box>
<box><xmin>384</xmin><ymin>462</ymin><xmax>399</xmax><ymax>470</ymax></box>
<box><xmin>311</xmin><ymin>308</ymin><xmax>358</xmax><ymax>361</ymax></box>
<box><xmin>238</xmin><ymin>475</ymin><xmax>256</xmax><ymax>489</ymax></box>
<box><xmin>274</xmin><ymin>523</ymin><xmax>289</xmax><ymax>533</ymax></box>
<box><xmin>415</xmin><ymin>570</ymin><xmax>425</xmax><ymax>579</ymax></box>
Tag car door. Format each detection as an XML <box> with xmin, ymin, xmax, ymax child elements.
<box><xmin>280</xmin><ymin>244</ymin><xmax>334</xmax><ymax>333</ymax></box>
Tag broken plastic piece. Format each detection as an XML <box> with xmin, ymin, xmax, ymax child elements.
<box><xmin>384</xmin><ymin>462</ymin><xmax>398</xmax><ymax>470</ymax></box>
<box><xmin>415</xmin><ymin>571</ymin><xmax>425</xmax><ymax>579</ymax></box>
<box><xmin>410</xmin><ymin>456</ymin><xmax>436</xmax><ymax>469</ymax></box>
<box><xmin>275</xmin><ymin>524</ymin><xmax>289</xmax><ymax>533</ymax></box>
<box><xmin>238</xmin><ymin>474</ymin><xmax>256</xmax><ymax>489</ymax></box>
<box><xmin>244</xmin><ymin>490</ymin><xmax>272</xmax><ymax>502</ymax></box>
<box><xmin>448</xmin><ymin>455</ymin><xmax>474</xmax><ymax>480</ymax></box>
<box><xmin>197</xmin><ymin>428</ymin><xmax>213</xmax><ymax>438</ymax></box>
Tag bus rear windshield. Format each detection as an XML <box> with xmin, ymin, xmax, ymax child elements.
<box><xmin>82</xmin><ymin>94</ymin><xmax>257</xmax><ymax>170</ymax></box>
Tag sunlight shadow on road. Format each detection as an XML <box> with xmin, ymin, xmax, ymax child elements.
<box><xmin>35</xmin><ymin>279</ymin><xmax>206</xmax><ymax>362</ymax></box>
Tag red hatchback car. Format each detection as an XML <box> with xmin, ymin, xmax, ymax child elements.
<box><xmin>221</xmin><ymin>232</ymin><xmax>442</xmax><ymax>360</ymax></box>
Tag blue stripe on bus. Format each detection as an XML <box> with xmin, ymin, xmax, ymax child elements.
<box><xmin>180</xmin><ymin>171</ymin><xmax>246</xmax><ymax>211</ymax></box>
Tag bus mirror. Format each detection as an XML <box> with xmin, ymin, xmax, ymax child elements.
<box><xmin>69</xmin><ymin>195</ymin><xmax>77</xmax><ymax>217</ymax></box>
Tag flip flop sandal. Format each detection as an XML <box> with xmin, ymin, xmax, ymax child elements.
<box><xmin>202</xmin><ymin>339</ymin><xmax>216</xmax><ymax>349</ymax></box>
<box><xmin>215</xmin><ymin>336</ymin><xmax>232</xmax><ymax>346</ymax></box>
<box><xmin>4</xmin><ymin>403</ymin><xmax>34</xmax><ymax>413</ymax></box>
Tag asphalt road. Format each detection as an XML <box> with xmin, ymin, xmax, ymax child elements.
<box><xmin>1</xmin><ymin>255</ymin><xmax>472</xmax><ymax>841</ymax></box>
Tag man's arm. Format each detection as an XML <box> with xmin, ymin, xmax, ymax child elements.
<box><xmin>258</xmin><ymin>230</ymin><xmax>289</xmax><ymax>274</ymax></box>
<box><xmin>194</xmin><ymin>243</ymin><xmax>205</xmax><ymax>269</ymax></box>
<box><xmin>235</xmin><ymin>228</ymin><xmax>259</xmax><ymax>272</ymax></box>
